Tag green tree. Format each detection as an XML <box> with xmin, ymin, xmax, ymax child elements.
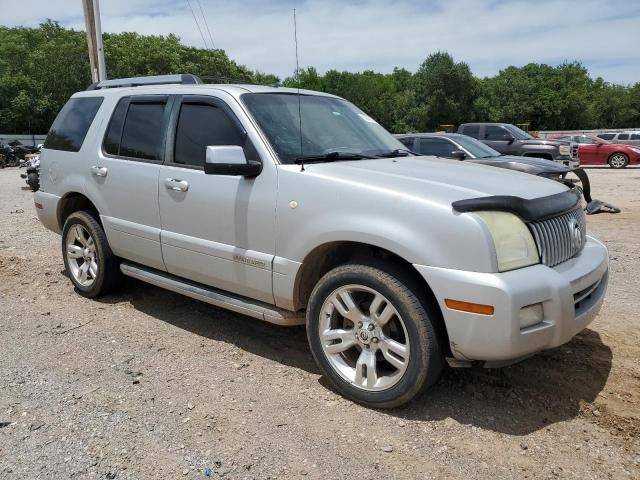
<box><xmin>0</xmin><ymin>21</ymin><xmax>262</xmax><ymax>134</ymax></box>
<box><xmin>413</xmin><ymin>52</ymin><xmax>478</xmax><ymax>130</ymax></box>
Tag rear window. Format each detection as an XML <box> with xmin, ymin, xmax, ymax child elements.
<box><xmin>103</xmin><ymin>96</ymin><xmax>168</xmax><ymax>161</ymax></box>
<box><xmin>44</xmin><ymin>97</ymin><xmax>103</xmax><ymax>152</ymax></box>
<box><xmin>120</xmin><ymin>103</ymin><xmax>166</xmax><ymax>160</ymax></box>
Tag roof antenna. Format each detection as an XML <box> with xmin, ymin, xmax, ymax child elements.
<box><xmin>294</xmin><ymin>8</ymin><xmax>304</xmax><ymax>172</ymax></box>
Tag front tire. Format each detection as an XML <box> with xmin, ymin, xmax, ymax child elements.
<box><xmin>608</xmin><ymin>153</ymin><xmax>628</xmax><ymax>169</ymax></box>
<box><xmin>61</xmin><ymin>211</ymin><xmax>120</xmax><ymax>298</ymax></box>
<box><xmin>306</xmin><ymin>264</ymin><xmax>444</xmax><ymax>408</ymax></box>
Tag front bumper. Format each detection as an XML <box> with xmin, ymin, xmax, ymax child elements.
<box><xmin>415</xmin><ymin>235</ymin><xmax>608</xmax><ymax>362</ymax></box>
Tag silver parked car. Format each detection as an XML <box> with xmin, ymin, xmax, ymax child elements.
<box><xmin>596</xmin><ymin>131</ymin><xmax>640</xmax><ymax>146</ymax></box>
<box><xmin>34</xmin><ymin>74</ymin><xmax>609</xmax><ymax>408</ymax></box>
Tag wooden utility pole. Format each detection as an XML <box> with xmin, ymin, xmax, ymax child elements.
<box><xmin>82</xmin><ymin>0</ymin><xmax>107</xmax><ymax>82</ymax></box>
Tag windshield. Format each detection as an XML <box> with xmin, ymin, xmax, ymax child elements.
<box><xmin>241</xmin><ymin>93</ymin><xmax>405</xmax><ymax>164</ymax></box>
<box><xmin>452</xmin><ymin>135</ymin><xmax>500</xmax><ymax>158</ymax></box>
<box><xmin>506</xmin><ymin>125</ymin><xmax>534</xmax><ymax>140</ymax></box>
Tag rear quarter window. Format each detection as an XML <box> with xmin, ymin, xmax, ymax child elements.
<box><xmin>44</xmin><ymin>97</ymin><xmax>103</xmax><ymax>152</ymax></box>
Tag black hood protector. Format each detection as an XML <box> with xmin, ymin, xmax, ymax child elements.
<box><xmin>452</xmin><ymin>188</ymin><xmax>581</xmax><ymax>222</ymax></box>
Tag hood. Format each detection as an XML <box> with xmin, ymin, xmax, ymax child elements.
<box><xmin>522</xmin><ymin>138</ymin><xmax>571</xmax><ymax>146</ymax></box>
<box><xmin>301</xmin><ymin>156</ymin><xmax>568</xmax><ymax>206</ymax></box>
<box><xmin>468</xmin><ymin>155</ymin><xmax>570</xmax><ymax>176</ymax></box>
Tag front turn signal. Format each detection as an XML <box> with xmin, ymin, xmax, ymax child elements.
<box><xmin>445</xmin><ymin>299</ymin><xmax>495</xmax><ymax>316</ymax></box>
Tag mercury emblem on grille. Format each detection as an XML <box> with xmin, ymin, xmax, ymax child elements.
<box><xmin>569</xmin><ymin>218</ymin><xmax>583</xmax><ymax>249</ymax></box>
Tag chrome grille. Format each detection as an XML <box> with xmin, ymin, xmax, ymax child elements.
<box><xmin>528</xmin><ymin>205</ymin><xmax>586</xmax><ymax>267</ymax></box>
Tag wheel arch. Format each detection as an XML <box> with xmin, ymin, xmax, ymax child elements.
<box><xmin>57</xmin><ymin>192</ymin><xmax>102</xmax><ymax>231</ymax></box>
<box><xmin>292</xmin><ymin>240</ymin><xmax>451</xmax><ymax>355</ymax></box>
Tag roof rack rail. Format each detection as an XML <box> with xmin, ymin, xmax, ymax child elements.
<box><xmin>86</xmin><ymin>74</ymin><xmax>202</xmax><ymax>90</ymax></box>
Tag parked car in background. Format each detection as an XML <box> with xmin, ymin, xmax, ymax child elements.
<box><xmin>396</xmin><ymin>133</ymin><xmax>573</xmax><ymax>179</ymax></box>
<box><xmin>550</xmin><ymin>134</ymin><xmax>640</xmax><ymax>168</ymax></box>
<box><xmin>397</xmin><ymin>133</ymin><xmax>622</xmax><ymax>214</ymax></box>
<box><xmin>34</xmin><ymin>74</ymin><xmax>609</xmax><ymax>408</ymax></box>
<box><xmin>458</xmin><ymin>122</ymin><xmax>578</xmax><ymax>166</ymax></box>
<box><xmin>596</xmin><ymin>131</ymin><xmax>640</xmax><ymax>146</ymax></box>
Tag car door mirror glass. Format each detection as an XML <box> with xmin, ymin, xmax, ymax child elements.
<box><xmin>204</xmin><ymin>145</ymin><xmax>261</xmax><ymax>177</ymax></box>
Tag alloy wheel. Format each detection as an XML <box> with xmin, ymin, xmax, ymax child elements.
<box><xmin>318</xmin><ymin>284</ymin><xmax>410</xmax><ymax>391</ymax></box>
<box><xmin>65</xmin><ymin>224</ymin><xmax>98</xmax><ymax>287</ymax></box>
<box><xmin>610</xmin><ymin>154</ymin><xmax>627</xmax><ymax>168</ymax></box>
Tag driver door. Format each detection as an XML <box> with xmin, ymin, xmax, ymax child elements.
<box><xmin>158</xmin><ymin>94</ymin><xmax>277</xmax><ymax>303</ymax></box>
<box><xmin>483</xmin><ymin>125</ymin><xmax>515</xmax><ymax>154</ymax></box>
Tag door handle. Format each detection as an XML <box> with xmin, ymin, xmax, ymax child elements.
<box><xmin>91</xmin><ymin>165</ymin><xmax>108</xmax><ymax>177</ymax></box>
<box><xmin>164</xmin><ymin>178</ymin><xmax>189</xmax><ymax>192</ymax></box>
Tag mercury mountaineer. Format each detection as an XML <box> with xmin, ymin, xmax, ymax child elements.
<box><xmin>34</xmin><ymin>74</ymin><xmax>609</xmax><ymax>407</ymax></box>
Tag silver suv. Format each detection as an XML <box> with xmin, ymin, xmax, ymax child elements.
<box><xmin>35</xmin><ymin>74</ymin><xmax>609</xmax><ymax>407</ymax></box>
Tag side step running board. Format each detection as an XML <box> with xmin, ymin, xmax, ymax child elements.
<box><xmin>120</xmin><ymin>262</ymin><xmax>305</xmax><ymax>326</ymax></box>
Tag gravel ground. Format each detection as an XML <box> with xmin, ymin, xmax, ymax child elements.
<box><xmin>0</xmin><ymin>167</ymin><xmax>638</xmax><ymax>479</ymax></box>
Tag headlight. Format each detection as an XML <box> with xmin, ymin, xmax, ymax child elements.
<box><xmin>475</xmin><ymin>211</ymin><xmax>539</xmax><ymax>272</ymax></box>
<box><xmin>558</xmin><ymin>145</ymin><xmax>571</xmax><ymax>156</ymax></box>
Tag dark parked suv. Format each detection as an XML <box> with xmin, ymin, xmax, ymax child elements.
<box><xmin>458</xmin><ymin>123</ymin><xmax>578</xmax><ymax>166</ymax></box>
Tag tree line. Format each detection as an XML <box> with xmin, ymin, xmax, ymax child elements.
<box><xmin>1</xmin><ymin>21</ymin><xmax>638</xmax><ymax>135</ymax></box>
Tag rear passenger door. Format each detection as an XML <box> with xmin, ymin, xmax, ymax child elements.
<box><xmin>615</xmin><ymin>133</ymin><xmax>631</xmax><ymax>145</ymax></box>
<box><xmin>157</xmin><ymin>94</ymin><xmax>277</xmax><ymax>303</ymax></box>
<box><xmin>85</xmin><ymin>94</ymin><xmax>170</xmax><ymax>271</ymax></box>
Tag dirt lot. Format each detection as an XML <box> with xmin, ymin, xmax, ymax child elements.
<box><xmin>0</xmin><ymin>167</ymin><xmax>638</xmax><ymax>479</ymax></box>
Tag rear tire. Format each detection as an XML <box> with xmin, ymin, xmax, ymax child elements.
<box><xmin>61</xmin><ymin>211</ymin><xmax>120</xmax><ymax>298</ymax></box>
<box><xmin>26</xmin><ymin>172</ymin><xmax>39</xmax><ymax>191</ymax></box>
<box><xmin>306</xmin><ymin>263</ymin><xmax>444</xmax><ymax>408</ymax></box>
<box><xmin>608</xmin><ymin>153</ymin><xmax>628</xmax><ymax>169</ymax></box>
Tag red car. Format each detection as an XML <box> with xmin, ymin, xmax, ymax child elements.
<box><xmin>550</xmin><ymin>134</ymin><xmax>640</xmax><ymax>168</ymax></box>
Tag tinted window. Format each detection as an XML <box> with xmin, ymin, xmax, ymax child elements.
<box><xmin>631</xmin><ymin>134</ymin><xmax>640</xmax><ymax>140</ymax></box>
<box><xmin>396</xmin><ymin>137</ymin><xmax>415</xmax><ymax>149</ymax></box>
<box><xmin>462</xmin><ymin>125</ymin><xmax>480</xmax><ymax>138</ymax></box>
<box><xmin>485</xmin><ymin>125</ymin><xmax>509</xmax><ymax>140</ymax></box>
<box><xmin>174</xmin><ymin>103</ymin><xmax>246</xmax><ymax>167</ymax></box>
<box><xmin>120</xmin><ymin>101</ymin><xmax>166</xmax><ymax>160</ymax></box>
<box><xmin>597</xmin><ymin>133</ymin><xmax>615</xmax><ymax>140</ymax></box>
<box><xmin>44</xmin><ymin>97</ymin><xmax>103</xmax><ymax>152</ymax></box>
<box><xmin>103</xmin><ymin>98</ymin><xmax>128</xmax><ymax>155</ymax></box>
<box><xmin>417</xmin><ymin>138</ymin><xmax>456</xmax><ymax>157</ymax></box>
<box><xmin>617</xmin><ymin>134</ymin><xmax>629</xmax><ymax>140</ymax></box>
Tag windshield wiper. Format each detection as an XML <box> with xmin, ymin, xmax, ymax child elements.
<box><xmin>293</xmin><ymin>152</ymin><xmax>376</xmax><ymax>164</ymax></box>
<box><xmin>376</xmin><ymin>149</ymin><xmax>415</xmax><ymax>158</ymax></box>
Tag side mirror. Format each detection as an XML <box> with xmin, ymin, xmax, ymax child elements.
<box><xmin>451</xmin><ymin>150</ymin><xmax>467</xmax><ymax>160</ymax></box>
<box><xmin>502</xmin><ymin>134</ymin><xmax>514</xmax><ymax>143</ymax></box>
<box><xmin>204</xmin><ymin>146</ymin><xmax>262</xmax><ymax>177</ymax></box>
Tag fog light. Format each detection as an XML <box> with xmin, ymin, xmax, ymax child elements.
<box><xmin>520</xmin><ymin>303</ymin><xmax>544</xmax><ymax>329</ymax></box>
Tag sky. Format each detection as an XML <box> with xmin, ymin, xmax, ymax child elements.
<box><xmin>2</xmin><ymin>0</ymin><xmax>639</xmax><ymax>84</ymax></box>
